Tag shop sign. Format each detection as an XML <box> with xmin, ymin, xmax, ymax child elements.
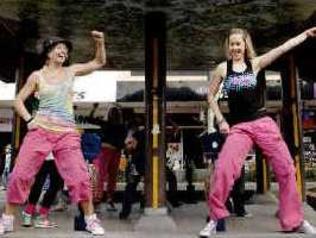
<box><xmin>73</xmin><ymin>71</ymin><xmax>117</xmax><ymax>102</ymax></box>
<box><xmin>0</xmin><ymin>82</ymin><xmax>16</xmax><ymax>100</ymax></box>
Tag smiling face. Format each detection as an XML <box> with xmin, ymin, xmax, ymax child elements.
<box><xmin>47</xmin><ymin>43</ymin><xmax>69</xmax><ymax>65</ymax></box>
<box><xmin>228</xmin><ymin>33</ymin><xmax>246</xmax><ymax>61</ymax></box>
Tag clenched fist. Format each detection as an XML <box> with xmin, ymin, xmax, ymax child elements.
<box><xmin>91</xmin><ymin>30</ymin><xmax>104</xmax><ymax>42</ymax></box>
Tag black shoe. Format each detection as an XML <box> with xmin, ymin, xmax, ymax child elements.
<box><xmin>74</xmin><ymin>214</ymin><xmax>86</xmax><ymax>231</ymax></box>
<box><xmin>216</xmin><ymin>219</ymin><xmax>226</xmax><ymax>232</ymax></box>
<box><xmin>119</xmin><ymin>212</ymin><xmax>129</xmax><ymax>220</ymax></box>
<box><xmin>235</xmin><ymin>212</ymin><xmax>253</xmax><ymax>218</ymax></box>
<box><xmin>170</xmin><ymin>201</ymin><xmax>183</xmax><ymax>208</ymax></box>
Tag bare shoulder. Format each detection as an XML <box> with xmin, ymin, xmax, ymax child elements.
<box><xmin>17</xmin><ymin>70</ymin><xmax>40</xmax><ymax>96</ymax></box>
<box><xmin>27</xmin><ymin>70</ymin><xmax>41</xmax><ymax>84</ymax></box>
<box><xmin>216</xmin><ymin>61</ymin><xmax>227</xmax><ymax>78</ymax></box>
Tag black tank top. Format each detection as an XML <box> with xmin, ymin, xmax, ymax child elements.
<box><xmin>222</xmin><ymin>60</ymin><xmax>266</xmax><ymax>125</ymax></box>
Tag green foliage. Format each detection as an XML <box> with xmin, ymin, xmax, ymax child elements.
<box><xmin>0</xmin><ymin>0</ymin><xmax>315</xmax><ymax>69</ymax></box>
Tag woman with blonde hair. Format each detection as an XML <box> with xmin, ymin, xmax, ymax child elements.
<box><xmin>199</xmin><ymin>27</ymin><xmax>316</xmax><ymax>237</ymax></box>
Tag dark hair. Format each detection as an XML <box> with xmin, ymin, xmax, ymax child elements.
<box><xmin>40</xmin><ymin>36</ymin><xmax>73</xmax><ymax>66</ymax></box>
<box><xmin>108</xmin><ymin>107</ymin><xmax>123</xmax><ymax>124</ymax></box>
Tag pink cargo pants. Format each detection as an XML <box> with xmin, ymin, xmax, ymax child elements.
<box><xmin>6</xmin><ymin>127</ymin><xmax>91</xmax><ymax>204</ymax></box>
<box><xmin>208</xmin><ymin>116</ymin><xmax>303</xmax><ymax>231</ymax></box>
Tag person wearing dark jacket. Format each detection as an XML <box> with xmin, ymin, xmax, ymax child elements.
<box><xmin>87</xmin><ymin>104</ymin><xmax>127</xmax><ymax>211</ymax></box>
<box><xmin>119</xmin><ymin>122</ymin><xmax>145</xmax><ymax>220</ymax></box>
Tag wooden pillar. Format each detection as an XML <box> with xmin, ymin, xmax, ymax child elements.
<box><xmin>280</xmin><ymin>54</ymin><xmax>305</xmax><ymax>199</ymax></box>
<box><xmin>10</xmin><ymin>56</ymin><xmax>25</xmax><ymax>168</ymax></box>
<box><xmin>256</xmin><ymin>150</ymin><xmax>270</xmax><ymax>194</ymax></box>
<box><xmin>144</xmin><ymin>11</ymin><xmax>167</xmax><ymax>208</ymax></box>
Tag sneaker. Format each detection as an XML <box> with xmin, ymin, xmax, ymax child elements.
<box><xmin>34</xmin><ymin>216</ymin><xmax>58</xmax><ymax>228</ymax></box>
<box><xmin>21</xmin><ymin>211</ymin><xmax>32</xmax><ymax>227</ymax></box>
<box><xmin>242</xmin><ymin>212</ymin><xmax>253</xmax><ymax>218</ymax></box>
<box><xmin>85</xmin><ymin>214</ymin><xmax>105</xmax><ymax>236</ymax></box>
<box><xmin>296</xmin><ymin>220</ymin><xmax>316</xmax><ymax>234</ymax></box>
<box><xmin>199</xmin><ymin>220</ymin><xmax>217</xmax><ymax>238</ymax></box>
<box><xmin>0</xmin><ymin>221</ymin><xmax>4</xmax><ymax>235</ymax></box>
<box><xmin>1</xmin><ymin>213</ymin><xmax>14</xmax><ymax>233</ymax></box>
<box><xmin>235</xmin><ymin>212</ymin><xmax>253</xmax><ymax>218</ymax></box>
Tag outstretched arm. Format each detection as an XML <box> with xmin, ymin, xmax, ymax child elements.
<box><xmin>254</xmin><ymin>27</ymin><xmax>316</xmax><ymax>72</ymax></box>
<box><xmin>69</xmin><ymin>30</ymin><xmax>106</xmax><ymax>76</ymax></box>
<box><xmin>14</xmin><ymin>72</ymin><xmax>38</xmax><ymax>123</ymax></box>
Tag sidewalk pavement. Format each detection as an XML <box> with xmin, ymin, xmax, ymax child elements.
<box><xmin>0</xmin><ymin>191</ymin><xmax>315</xmax><ymax>237</ymax></box>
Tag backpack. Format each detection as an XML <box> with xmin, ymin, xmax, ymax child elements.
<box><xmin>200</xmin><ymin>131</ymin><xmax>226</xmax><ymax>162</ymax></box>
<box><xmin>81</xmin><ymin>132</ymin><xmax>101</xmax><ymax>163</ymax></box>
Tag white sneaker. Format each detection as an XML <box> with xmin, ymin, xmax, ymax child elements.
<box><xmin>85</xmin><ymin>214</ymin><xmax>105</xmax><ymax>236</ymax></box>
<box><xmin>199</xmin><ymin>220</ymin><xmax>217</xmax><ymax>238</ymax></box>
<box><xmin>297</xmin><ymin>220</ymin><xmax>316</xmax><ymax>234</ymax></box>
<box><xmin>0</xmin><ymin>220</ymin><xmax>4</xmax><ymax>235</ymax></box>
<box><xmin>2</xmin><ymin>214</ymin><xmax>14</xmax><ymax>232</ymax></box>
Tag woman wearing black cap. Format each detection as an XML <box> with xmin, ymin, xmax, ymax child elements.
<box><xmin>0</xmin><ymin>31</ymin><xmax>106</xmax><ymax>235</ymax></box>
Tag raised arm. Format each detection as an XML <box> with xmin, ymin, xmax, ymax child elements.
<box><xmin>89</xmin><ymin>103</ymin><xmax>99</xmax><ymax>118</ymax></box>
<box><xmin>13</xmin><ymin>72</ymin><xmax>38</xmax><ymax>123</ymax></box>
<box><xmin>86</xmin><ymin>103</ymin><xmax>107</xmax><ymax>126</ymax></box>
<box><xmin>254</xmin><ymin>27</ymin><xmax>316</xmax><ymax>72</ymax></box>
<box><xmin>69</xmin><ymin>30</ymin><xmax>106</xmax><ymax>76</ymax></box>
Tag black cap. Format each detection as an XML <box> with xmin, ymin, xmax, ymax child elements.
<box><xmin>42</xmin><ymin>36</ymin><xmax>72</xmax><ymax>53</ymax></box>
<box><xmin>41</xmin><ymin>36</ymin><xmax>72</xmax><ymax>65</ymax></box>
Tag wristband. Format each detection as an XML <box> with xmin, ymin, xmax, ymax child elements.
<box><xmin>26</xmin><ymin>117</ymin><xmax>34</xmax><ymax>124</ymax></box>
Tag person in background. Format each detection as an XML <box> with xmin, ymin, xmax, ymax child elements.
<box><xmin>0</xmin><ymin>30</ymin><xmax>106</xmax><ymax>235</ymax></box>
<box><xmin>0</xmin><ymin>145</ymin><xmax>11</xmax><ymax>190</ymax></box>
<box><xmin>165</xmin><ymin>118</ymin><xmax>182</xmax><ymax>208</ymax></box>
<box><xmin>87</xmin><ymin>103</ymin><xmax>127</xmax><ymax>211</ymax></box>
<box><xmin>119</xmin><ymin>118</ymin><xmax>145</xmax><ymax>220</ymax></box>
<box><xmin>199</xmin><ymin>27</ymin><xmax>316</xmax><ymax>237</ymax></box>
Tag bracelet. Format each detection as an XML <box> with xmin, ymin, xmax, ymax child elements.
<box><xmin>26</xmin><ymin>117</ymin><xmax>34</xmax><ymax>124</ymax></box>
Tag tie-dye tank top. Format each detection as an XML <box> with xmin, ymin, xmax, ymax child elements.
<box><xmin>33</xmin><ymin>69</ymin><xmax>76</xmax><ymax>132</ymax></box>
<box><xmin>222</xmin><ymin>60</ymin><xmax>266</xmax><ymax>125</ymax></box>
